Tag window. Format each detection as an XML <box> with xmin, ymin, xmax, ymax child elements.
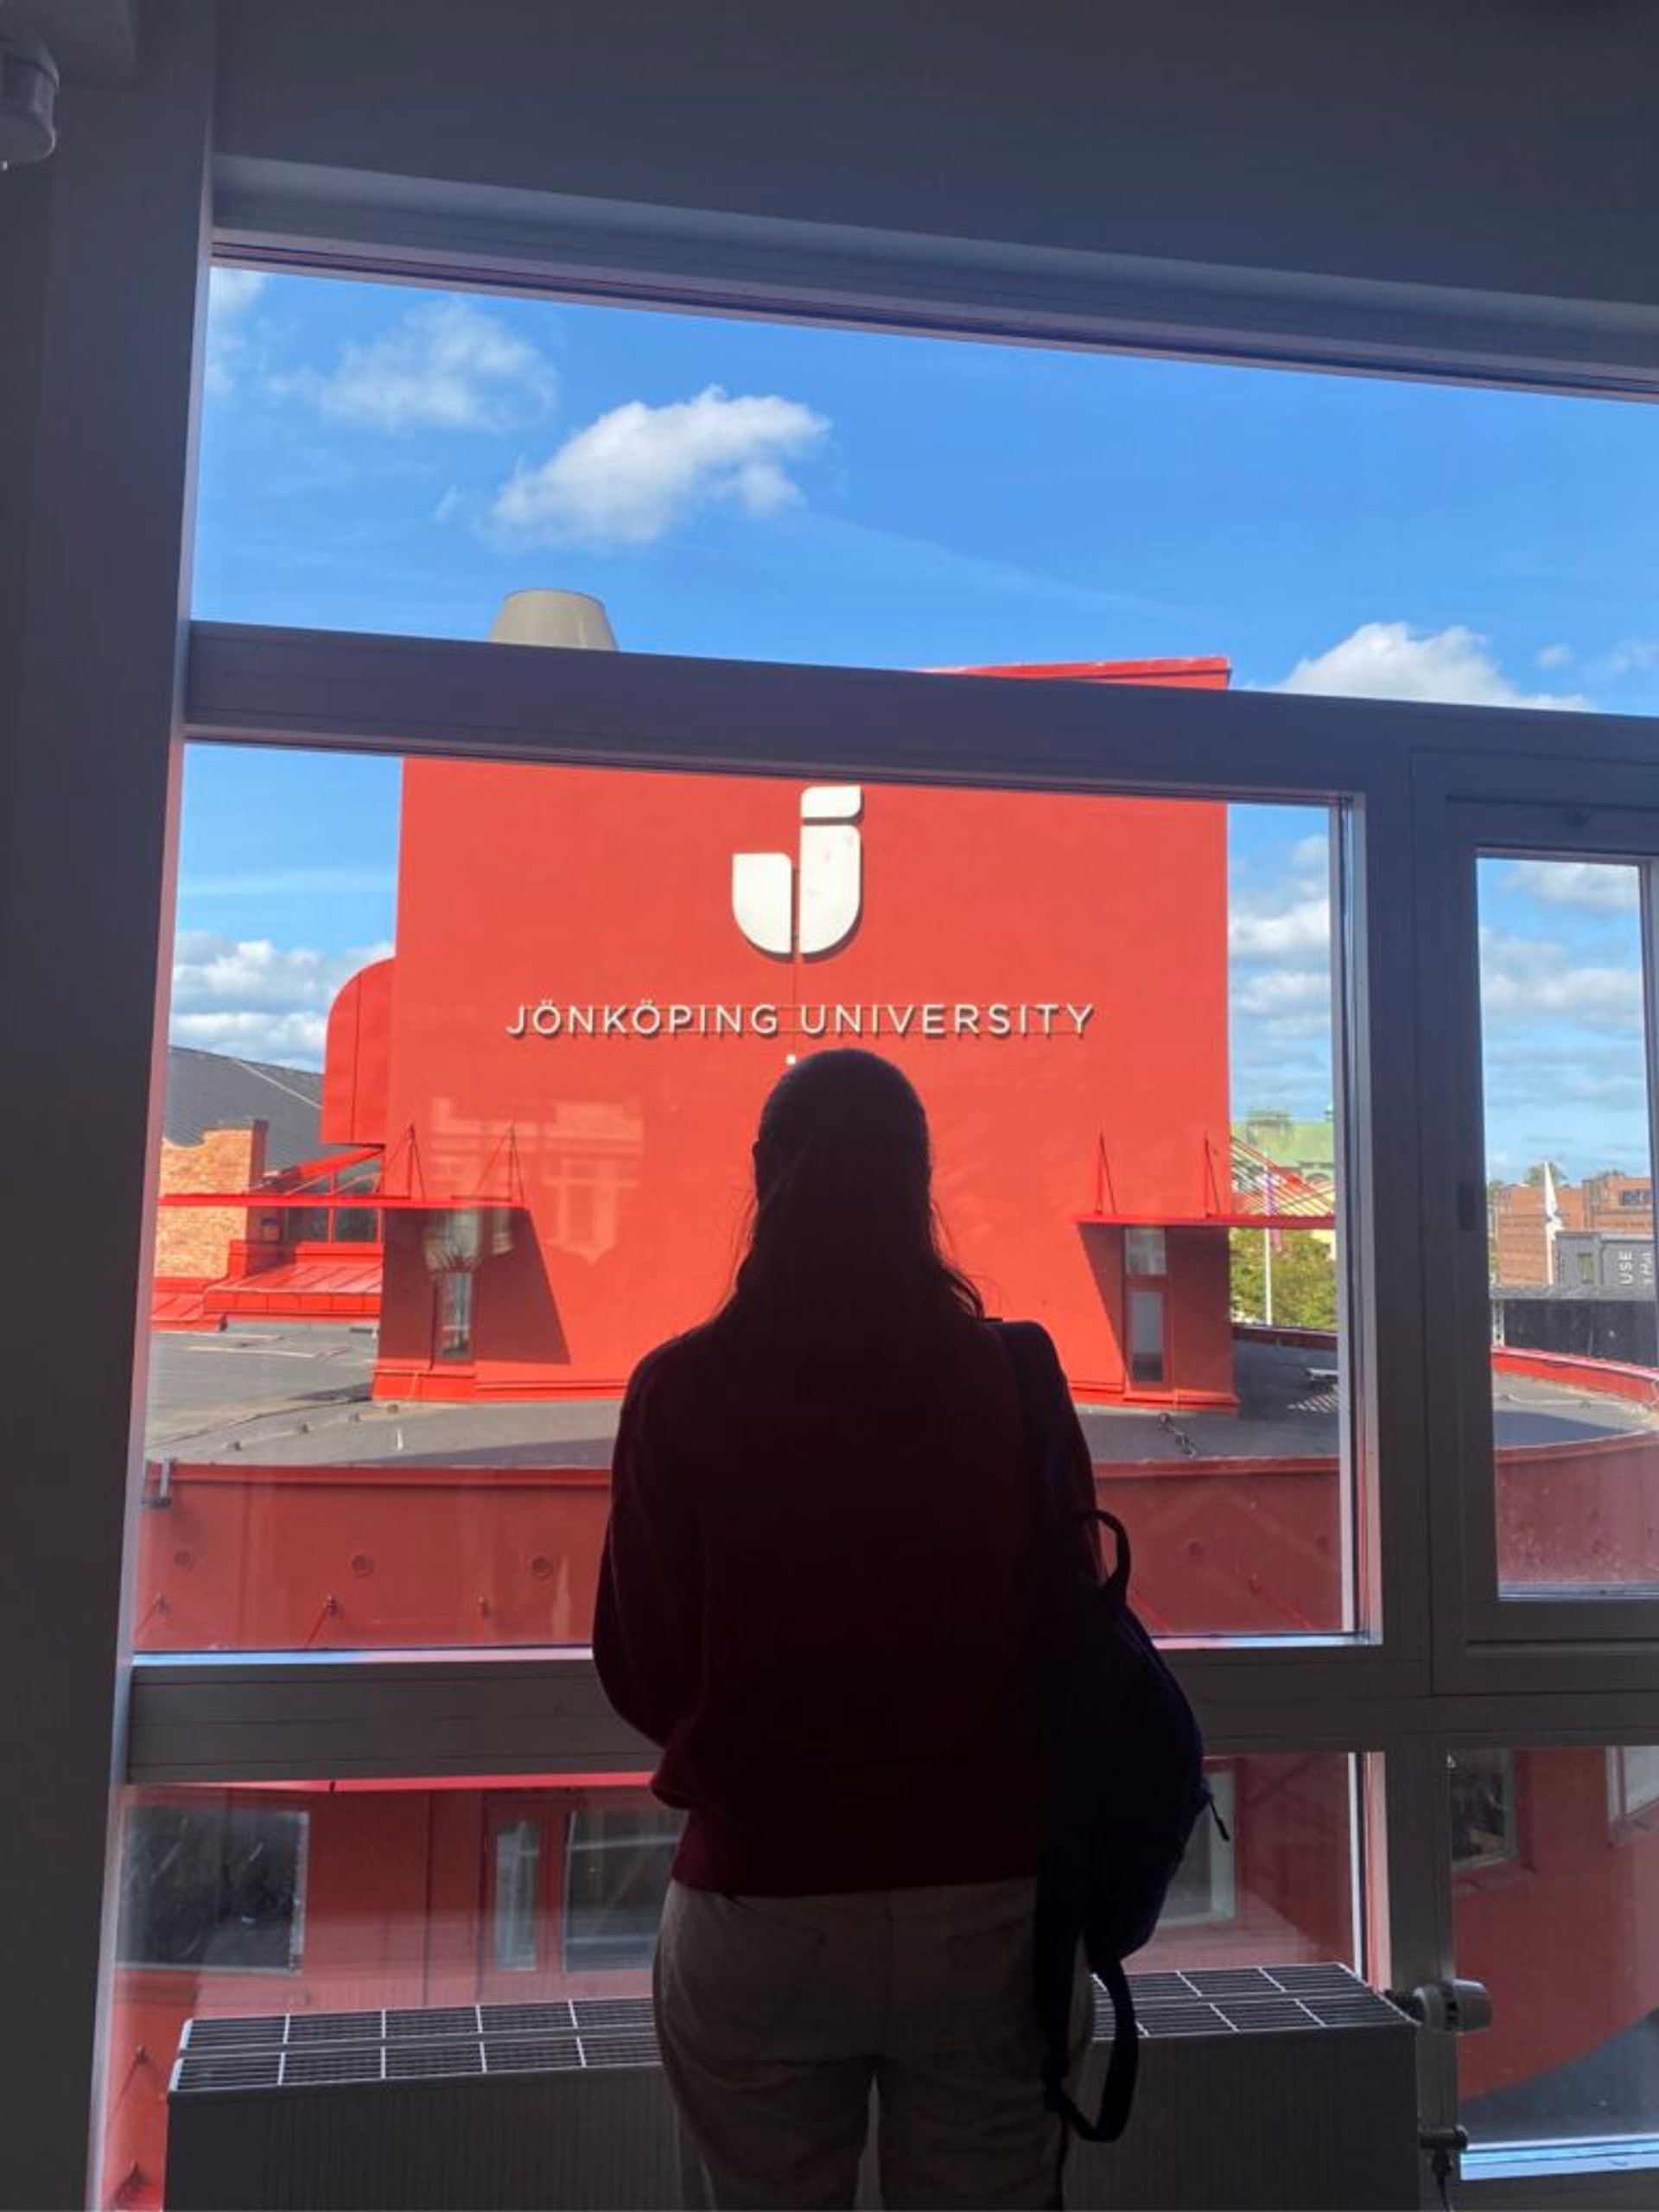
<box><xmin>1450</xmin><ymin>1751</ymin><xmax>1518</xmax><ymax>1872</ymax></box>
<box><xmin>563</xmin><ymin>1807</ymin><xmax>683</xmax><ymax>1972</ymax></box>
<box><xmin>434</xmin><ymin>1269</ymin><xmax>475</xmax><ymax>1362</ymax></box>
<box><xmin>1126</xmin><ymin>1228</ymin><xmax>1168</xmax><ymax>1279</ymax></box>
<box><xmin>117</xmin><ymin>1801</ymin><xmax>306</xmax><ymax>1973</ymax></box>
<box><xmin>1462</xmin><ymin>841</ymin><xmax>1659</xmax><ymax>1611</ymax></box>
<box><xmin>1128</xmin><ymin>1286</ymin><xmax>1167</xmax><ymax>1389</ymax></box>
<box><xmin>1609</xmin><ymin>1746</ymin><xmax>1659</xmax><ymax>1827</ymax></box>
<box><xmin>73</xmin><ymin>241</ymin><xmax>1659</xmax><ymax>2211</ymax></box>
<box><xmin>136</xmin><ymin>753</ymin><xmax>1361</xmax><ymax>1649</ymax></box>
<box><xmin>1160</xmin><ymin>1769</ymin><xmax>1238</xmax><ymax>1927</ymax></box>
<box><xmin>492</xmin><ymin>1816</ymin><xmax>542</xmax><ymax>1970</ymax></box>
<box><xmin>102</xmin><ymin>1779</ymin><xmax>653</xmax><ymax>2208</ymax></box>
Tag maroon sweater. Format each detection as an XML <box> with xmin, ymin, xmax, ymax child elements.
<box><xmin>593</xmin><ymin>1313</ymin><xmax>1096</xmax><ymax>1896</ymax></box>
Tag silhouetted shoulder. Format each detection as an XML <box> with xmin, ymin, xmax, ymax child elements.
<box><xmin>978</xmin><ymin>1314</ymin><xmax>1065</xmax><ymax>1374</ymax></box>
<box><xmin>621</xmin><ymin>1320</ymin><xmax>730</xmax><ymax>1407</ymax></box>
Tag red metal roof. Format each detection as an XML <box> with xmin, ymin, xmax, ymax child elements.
<box><xmin>202</xmin><ymin>1255</ymin><xmax>382</xmax><ymax>1320</ymax></box>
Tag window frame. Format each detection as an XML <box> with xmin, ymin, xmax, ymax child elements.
<box><xmin>134</xmin><ymin>585</ymin><xmax>1659</xmax><ymax>2194</ymax></box>
<box><xmin>1448</xmin><ymin>1749</ymin><xmax>1521</xmax><ymax>1878</ymax></box>
<box><xmin>23</xmin><ymin>180</ymin><xmax>1654</xmax><ymax>2199</ymax></box>
<box><xmin>1608</xmin><ymin>1744</ymin><xmax>1659</xmax><ymax>1830</ymax></box>
<box><xmin>1415</xmin><ymin>769</ymin><xmax>1659</xmax><ymax>1677</ymax></box>
<box><xmin>115</xmin><ymin>1794</ymin><xmax>310</xmax><ymax>1977</ymax></box>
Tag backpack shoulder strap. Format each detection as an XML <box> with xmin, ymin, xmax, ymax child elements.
<box><xmin>1046</xmin><ymin>1959</ymin><xmax>1140</xmax><ymax>2145</ymax></box>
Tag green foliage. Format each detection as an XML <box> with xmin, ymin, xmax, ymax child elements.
<box><xmin>1229</xmin><ymin>1227</ymin><xmax>1338</xmax><ymax>1329</ymax></box>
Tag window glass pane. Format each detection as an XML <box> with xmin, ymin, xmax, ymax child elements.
<box><xmin>1125</xmin><ymin>1227</ymin><xmax>1167</xmax><ymax>1278</ymax></box>
<box><xmin>492</xmin><ymin>1816</ymin><xmax>541</xmax><ymax>1970</ymax></box>
<box><xmin>200</xmin><ymin>271</ymin><xmax>1659</xmax><ymax>731</ymax></box>
<box><xmin>141</xmin><ymin>747</ymin><xmax>1354</xmax><ymax>1647</ymax></box>
<box><xmin>1455</xmin><ymin>1745</ymin><xmax>1659</xmax><ymax>2151</ymax></box>
<box><xmin>101</xmin><ymin>1780</ymin><xmax>653</xmax><ymax>2212</ymax></box>
<box><xmin>434</xmin><ymin>1268</ymin><xmax>475</xmax><ymax>1362</ymax></box>
<box><xmin>117</xmin><ymin>1802</ymin><xmax>306</xmax><ymax>1972</ymax></box>
<box><xmin>100</xmin><ymin>1757</ymin><xmax>1359</xmax><ymax>2203</ymax></box>
<box><xmin>563</xmin><ymin>1808</ymin><xmax>683</xmax><ymax>1970</ymax></box>
<box><xmin>1449</xmin><ymin>1751</ymin><xmax>1519</xmax><ymax>1872</ymax></box>
<box><xmin>1477</xmin><ymin>856</ymin><xmax>1658</xmax><ymax>1599</ymax></box>
<box><xmin>1128</xmin><ymin>1287</ymin><xmax>1166</xmax><ymax>1388</ymax></box>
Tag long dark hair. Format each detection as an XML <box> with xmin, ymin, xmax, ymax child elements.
<box><xmin>723</xmin><ymin>1049</ymin><xmax>983</xmax><ymax>1349</ymax></box>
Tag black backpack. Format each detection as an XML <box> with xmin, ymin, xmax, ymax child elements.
<box><xmin>995</xmin><ymin>1320</ymin><xmax>1216</xmax><ymax>2145</ymax></box>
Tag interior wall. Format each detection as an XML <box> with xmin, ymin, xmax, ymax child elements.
<box><xmin>215</xmin><ymin>0</ymin><xmax>1659</xmax><ymax>311</ymax></box>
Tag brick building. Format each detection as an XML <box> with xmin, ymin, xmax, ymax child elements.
<box><xmin>1491</xmin><ymin>1171</ymin><xmax>1653</xmax><ymax>1287</ymax></box>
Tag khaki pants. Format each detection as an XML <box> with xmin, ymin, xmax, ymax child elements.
<box><xmin>653</xmin><ymin>1877</ymin><xmax>1090</xmax><ymax>2211</ymax></box>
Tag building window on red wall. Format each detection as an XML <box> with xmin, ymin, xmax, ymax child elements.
<box><xmin>493</xmin><ymin>1815</ymin><xmax>543</xmax><ymax>1970</ymax></box>
<box><xmin>1128</xmin><ymin>1287</ymin><xmax>1167</xmax><ymax>1389</ymax></box>
<box><xmin>1124</xmin><ymin>1229</ymin><xmax>1169</xmax><ymax>1389</ymax></box>
<box><xmin>563</xmin><ymin>1806</ymin><xmax>683</xmax><ymax>1972</ymax></box>
<box><xmin>1160</xmin><ymin>1770</ymin><xmax>1237</xmax><ymax>1925</ymax></box>
<box><xmin>1607</xmin><ymin>1745</ymin><xmax>1659</xmax><ymax>1829</ymax></box>
<box><xmin>1450</xmin><ymin>1750</ymin><xmax>1519</xmax><ymax>1872</ymax></box>
<box><xmin>435</xmin><ymin>1270</ymin><xmax>475</xmax><ymax>1363</ymax></box>
<box><xmin>117</xmin><ymin>1802</ymin><xmax>307</xmax><ymax>1972</ymax></box>
<box><xmin>1126</xmin><ymin>1227</ymin><xmax>1168</xmax><ymax>1279</ymax></box>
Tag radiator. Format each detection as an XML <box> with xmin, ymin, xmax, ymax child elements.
<box><xmin>166</xmin><ymin>1966</ymin><xmax>1419</xmax><ymax>2211</ymax></box>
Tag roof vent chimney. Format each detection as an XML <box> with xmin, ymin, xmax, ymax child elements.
<box><xmin>489</xmin><ymin>590</ymin><xmax>617</xmax><ymax>651</ymax></box>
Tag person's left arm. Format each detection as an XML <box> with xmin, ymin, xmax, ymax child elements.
<box><xmin>593</xmin><ymin>1356</ymin><xmax>702</xmax><ymax>1747</ymax></box>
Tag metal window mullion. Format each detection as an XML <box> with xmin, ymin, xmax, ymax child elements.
<box><xmin>125</xmin><ymin>1651</ymin><xmax>1659</xmax><ymax>1784</ymax></box>
<box><xmin>1643</xmin><ymin>858</ymin><xmax>1659</xmax><ymax>1303</ymax></box>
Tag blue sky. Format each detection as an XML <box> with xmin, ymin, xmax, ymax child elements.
<box><xmin>175</xmin><ymin>270</ymin><xmax>1659</xmax><ymax>1183</ymax></box>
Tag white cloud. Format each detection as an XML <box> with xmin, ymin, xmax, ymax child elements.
<box><xmin>1607</xmin><ymin>639</ymin><xmax>1659</xmax><ymax>676</ymax></box>
<box><xmin>1278</xmin><ymin>622</ymin><xmax>1591</xmax><ymax>710</ymax></box>
<box><xmin>282</xmin><ymin>300</ymin><xmax>556</xmax><ymax>433</ymax></box>
<box><xmin>205</xmin><ymin>268</ymin><xmax>269</xmax><ymax>398</ymax></box>
<box><xmin>1230</xmin><ymin>968</ymin><xmax>1333</xmax><ymax>1037</ymax></box>
<box><xmin>171</xmin><ymin>1009</ymin><xmax>334</xmax><ymax>1062</ymax></box>
<box><xmin>1504</xmin><ymin>859</ymin><xmax>1640</xmax><ymax>914</ymax></box>
<box><xmin>1288</xmin><ymin>832</ymin><xmax>1330</xmax><ymax>878</ymax></box>
<box><xmin>1230</xmin><ymin>897</ymin><xmax>1330</xmax><ymax>960</ymax></box>
<box><xmin>169</xmin><ymin>933</ymin><xmax>391</xmax><ymax>1069</ymax></box>
<box><xmin>1536</xmin><ymin>643</ymin><xmax>1575</xmax><ymax>670</ymax></box>
<box><xmin>1229</xmin><ymin>832</ymin><xmax>1335</xmax><ymax>1080</ymax></box>
<box><xmin>1478</xmin><ymin>925</ymin><xmax>1642</xmax><ymax>1033</ymax></box>
<box><xmin>489</xmin><ymin>385</ymin><xmax>829</xmax><ymax>546</ymax></box>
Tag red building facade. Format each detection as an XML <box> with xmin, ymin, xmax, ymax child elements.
<box><xmin>318</xmin><ymin>661</ymin><xmax>1242</xmax><ymax>1410</ymax></box>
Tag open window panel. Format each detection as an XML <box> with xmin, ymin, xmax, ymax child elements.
<box><xmin>1435</xmin><ymin>791</ymin><xmax>1659</xmax><ymax>1652</ymax></box>
<box><xmin>140</xmin><ymin>721</ymin><xmax>1370</xmax><ymax>1653</ymax></box>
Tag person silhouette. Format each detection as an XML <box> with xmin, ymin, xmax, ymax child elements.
<box><xmin>594</xmin><ymin>1048</ymin><xmax>1096</xmax><ymax>2210</ymax></box>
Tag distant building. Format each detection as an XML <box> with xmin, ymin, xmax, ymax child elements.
<box><xmin>1491</xmin><ymin>1170</ymin><xmax>1653</xmax><ymax>1288</ymax></box>
<box><xmin>1490</xmin><ymin>1166</ymin><xmax>1655</xmax><ymax>1365</ymax></box>
<box><xmin>154</xmin><ymin>1047</ymin><xmax>379</xmax><ymax>1329</ymax></box>
<box><xmin>1234</xmin><ymin>1109</ymin><xmax>1335</xmax><ymax>1190</ymax></box>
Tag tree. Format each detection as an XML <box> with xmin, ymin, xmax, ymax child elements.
<box><xmin>1523</xmin><ymin>1160</ymin><xmax>1568</xmax><ymax>1188</ymax></box>
<box><xmin>1229</xmin><ymin>1227</ymin><xmax>1338</xmax><ymax>1329</ymax></box>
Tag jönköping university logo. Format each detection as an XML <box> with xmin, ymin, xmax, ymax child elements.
<box><xmin>732</xmin><ymin>786</ymin><xmax>862</xmax><ymax>957</ymax></box>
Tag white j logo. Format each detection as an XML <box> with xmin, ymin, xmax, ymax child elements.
<box><xmin>733</xmin><ymin>786</ymin><xmax>863</xmax><ymax>957</ymax></box>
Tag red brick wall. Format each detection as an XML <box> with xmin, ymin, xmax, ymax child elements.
<box><xmin>153</xmin><ymin>1124</ymin><xmax>266</xmax><ymax>1281</ymax></box>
